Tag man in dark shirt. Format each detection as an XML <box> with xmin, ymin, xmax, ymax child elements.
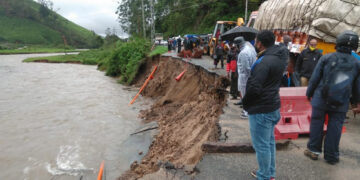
<box><xmin>177</xmin><ymin>38</ymin><xmax>182</xmax><ymax>53</ymax></box>
<box><xmin>295</xmin><ymin>39</ymin><xmax>322</xmax><ymax>86</ymax></box>
<box><xmin>243</xmin><ymin>30</ymin><xmax>287</xmax><ymax>180</ymax></box>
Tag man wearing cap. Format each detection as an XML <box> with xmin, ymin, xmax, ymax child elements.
<box><xmin>304</xmin><ymin>30</ymin><xmax>360</xmax><ymax>165</ymax></box>
<box><xmin>234</xmin><ymin>36</ymin><xmax>257</xmax><ymax>118</ymax></box>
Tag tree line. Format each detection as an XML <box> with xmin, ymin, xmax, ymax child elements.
<box><xmin>117</xmin><ymin>0</ymin><xmax>265</xmax><ymax>38</ymax></box>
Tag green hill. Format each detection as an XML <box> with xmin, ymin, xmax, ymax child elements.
<box><xmin>0</xmin><ymin>0</ymin><xmax>103</xmax><ymax>48</ymax></box>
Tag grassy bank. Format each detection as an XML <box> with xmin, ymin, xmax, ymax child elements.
<box><xmin>0</xmin><ymin>47</ymin><xmax>77</xmax><ymax>55</ymax></box>
<box><xmin>149</xmin><ymin>46</ymin><xmax>168</xmax><ymax>56</ymax></box>
<box><xmin>23</xmin><ymin>38</ymin><xmax>169</xmax><ymax>85</ymax></box>
<box><xmin>23</xmin><ymin>49</ymin><xmax>110</xmax><ymax>65</ymax></box>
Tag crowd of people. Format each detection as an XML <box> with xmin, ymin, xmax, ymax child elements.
<box><xmin>213</xmin><ymin>30</ymin><xmax>360</xmax><ymax>180</ymax></box>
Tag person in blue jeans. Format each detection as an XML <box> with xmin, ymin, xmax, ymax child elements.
<box><xmin>305</xmin><ymin>31</ymin><xmax>360</xmax><ymax>164</ymax></box>
<box><xmin>243</xmin><ymin>30</ymin><xmax>287</xmax><ymax>180</ymax></box>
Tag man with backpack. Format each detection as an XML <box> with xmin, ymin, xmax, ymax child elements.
<box><xmin>304</xmin><ymin>30</ymin><xmax>360</xmax><ymax>165</ymax></box>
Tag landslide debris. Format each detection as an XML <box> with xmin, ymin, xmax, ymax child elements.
<box><xmin>119</xmin><ymin>55</ymin><xmax>228</xmax><ymax>179</ymax></box>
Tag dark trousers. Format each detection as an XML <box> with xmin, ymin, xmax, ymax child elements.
<box><xmin>214</xmin><ymin>55</ymin><xmax>224</xmax><ymax>68</ymax></box>
<box><xmin>307</xmin><ymin>107</ymin><xmax>346</xmax><ymax>162</ymax></box>
<box><xmin>178</xmin><ymin>46</ymin><xmax>181</xmax><ymax>53</ymax></box>
<box><xmin>230</xmin><ymin>72</ymin><xmax>238</xmax><ymax>98</ymax></box>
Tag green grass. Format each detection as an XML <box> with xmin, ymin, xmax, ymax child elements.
<box><xmin>0</xmin><ymin>47</ymin><xmax>76</xmax><ymax>54</ymax></box>
<box><xmin>149</xmin><ymin>46</ymin><xmax>168</xmax><ymax>56</ymax></box>
<box><xmin>0</xmin><ymin>0</ymin><xmax>102</xmax><ymax>48</ymax></box>
<box><xmin>0</xmin><ymin>16</ymin><xmax>62</xmax><ymax>45</ymax></box>
<box><xmin>23</xmin><ymin>49</ymin><xmax>111</xmax><ymax>65</ymax></box>
<box><xmin>23</xmin><ymin>54</ymin><xmax>80</xmax><ymax>63</ymax></box>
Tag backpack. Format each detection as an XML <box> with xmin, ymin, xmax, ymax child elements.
<box><xmin>321</xmin><ymin>53</ymin><xmax>354</xmax><ymax>107</ymax></box>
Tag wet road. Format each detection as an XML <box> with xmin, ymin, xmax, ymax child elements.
<box><xmin>0</xmin><ymin>54</ymin><xmax>152</xmax><ymax>179</ymax></box>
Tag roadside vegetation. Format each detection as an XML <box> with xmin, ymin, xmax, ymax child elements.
<box><xmin>149</xmin><ymin>46</ymin><xmax>168</xmax><ymax>56</ymax></box>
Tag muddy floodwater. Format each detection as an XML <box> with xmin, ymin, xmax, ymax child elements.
<box><xmin>0</xmin><ymin>54</ymin><xmax>152</xmax><ymax>180</ymax></box>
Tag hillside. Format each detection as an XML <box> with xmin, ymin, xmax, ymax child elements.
<box><xmin>0</xmin><ymin>0</ymin><xmax>103</xmax><ymax>48</ymax></box>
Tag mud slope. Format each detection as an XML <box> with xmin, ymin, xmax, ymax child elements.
<box><xmin>120</xmin><ymin>55</ymin><xmax>228</xmax><ymax>179</ymax></box>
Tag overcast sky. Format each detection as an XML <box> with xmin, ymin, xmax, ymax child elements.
<box><xmin>51</xmin><ymin>0</ymin><xmax>127</xmax><ymax>37</ymax></box>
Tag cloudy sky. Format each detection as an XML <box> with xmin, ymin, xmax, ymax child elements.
<box><xmin>51</xmin><ymin>0</ymin><xmax>127</xmax><ymax>37</ymax></box>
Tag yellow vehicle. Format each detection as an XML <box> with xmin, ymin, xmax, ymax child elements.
<box><xmin>209</xmin><ymin>18</ymin><xmax>244</xmax><ymax>57</ymax></box>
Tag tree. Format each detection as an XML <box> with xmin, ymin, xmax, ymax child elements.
<box><xmin>37</xmin><ymin>0</ymin><xmax>53</xmax><ymax>10</ymax></box>
<box><xmin>117</xmin><ymin>0</ymin><xmax>262</xmax><ymax>37</ymax></box>
<box><xmin>105</xmin><ymin>27</ymin><xmax>112</xmax><ymax>36</ymax></box>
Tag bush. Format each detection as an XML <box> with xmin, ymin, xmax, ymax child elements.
<box><xmin>104</xmin><ymin>38</ymin><xmax>150</xmax><ymax>84</ymax></box>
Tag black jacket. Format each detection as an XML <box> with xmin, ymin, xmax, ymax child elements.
<box><xmin>295</xmin><ymin>48</ymin><xmax>322</xmax><ymax>79</ymax></box>
<box><xmin>306</xmin><ymin>52</ymin><xmax>360</xmax><ymax>112</ymax></box>
<box><xmin>215</xmin><ymin>46</ymin><xmax>224</xmax><ymax>56</ymax></box>
<box><xmin>243</xmin><ymin>45</ymin><xmax>287</xmax><ymax>114</ymax></box>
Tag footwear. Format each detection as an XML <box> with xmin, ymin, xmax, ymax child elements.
<box><xmin>304</xmin><ymin>149</ymin><xmax>319</xmax><ymax>160</ymax></box>
<box><xmin>240</xmin><ymin>113</ymin><xmax>248</xmax><ymax>119</ymax></box>
<box><xmin>230</xmin><ymin>96</ymin><xmax>237</xmax><ymax>100</ymax></box>
<box><xmin>251</xmin><ymin>170</ymin><xmax>275</xmax><ymax>179</ymax></box>
<box><xmin>234</xmin><ymin>101</ymin><xmax>243</xmax><ymax>105</ymax></box>
<box><xmin>325</xmin><ymin>159</ymin><xmax>339</xmax><ymax>165</ymax></box>
<box><xmin>250</xmin><ymin>170</ymin><xmax>257</xmax><ymax>178</ymax></box>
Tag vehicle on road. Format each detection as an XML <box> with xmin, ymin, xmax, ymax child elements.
<box><xmin>208</xmin><ymin>18</ymin><xmax>244</xmax><ymax>57</ymax></box>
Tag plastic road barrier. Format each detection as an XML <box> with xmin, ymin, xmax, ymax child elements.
<box><xmin>275</xmin><ymin>87</ymin><xmax>346</xmax><ymax>140</ymax></box>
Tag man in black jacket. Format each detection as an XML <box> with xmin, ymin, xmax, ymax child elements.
<box><xmin>304</xmin><ymin>31</ymin><xmax>360</xmax><ymax>165</ymax></box>
<box><xmin>243</xmin><ymin>30</ymin><xmax>287</xmax><ymax>180</ymax></box>
<box><xmin>295</xmin><ymin>39</ymin><xmax>322</xmax><ymax>86</ymax></box>
<box><xmin>177</xmin><ymin>38</ymin><xmax>182</xmax><ymax>53</ymax></box>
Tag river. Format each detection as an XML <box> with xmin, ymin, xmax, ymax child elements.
<box><xmin>0</xmin><ymin>54</ymin><xmax>153</xmax><ymax>180</ymax></box>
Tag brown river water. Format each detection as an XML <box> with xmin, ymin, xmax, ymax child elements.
<box><xmin>0</xmin><ymin>54</ymin><xmax>153</xmax><ymax>180</ymax></box>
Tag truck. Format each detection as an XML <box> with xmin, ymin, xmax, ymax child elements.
<box><xmin>248</xmin><ymin>0</ymin><xmax>360</xmax><ymax>77</ymax></box>
<box><xmin>251</xmin><ymin>0</ymin><xmax>360</xmax><ymax>55</ymax></box>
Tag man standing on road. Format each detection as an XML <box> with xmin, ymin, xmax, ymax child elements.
<box><xmin>295</xmin><ymin>38</ymin><xmax>322</xmax><ymax>86</ymax></box>
<box><xmin>226</xmin><ymin>45</ymin><xmax>239</xmax><ymax>99</ymax></box>
<box><xmin>234</xmin><ymin>36</ymin><xmax>256</xmax><ymax>118</ymax></box>
<box><xmin>242</xmin><ymin>30</ymin><xmax>287</xmax><ymax>180</ymax></box>
<box><xmin>177</xmin><ymin>38</ymin><xmax>182</xmax><ymax>53</ymax></box>
<box><xmin>214</xmin><ymin>43</ymin><xmax>224</xmax><ymax>69</ymax></box>
<box><xmin>304</xmin><ymin>30</ymin><xmax>360</xmax><ymax>165</ymax></box>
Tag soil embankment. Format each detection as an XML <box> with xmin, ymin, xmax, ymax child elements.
<box><xmin>32</xmin><ymin>59</ymin><xmax>82</xmax><ymax>64</ymax></box>
<box><xmin>120</xmin><ymin>55</ymin><xmax>229</xmax><ymax>179</ymax></box>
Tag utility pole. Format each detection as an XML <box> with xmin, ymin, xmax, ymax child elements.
<box><xmin>245</xmin><ymin>0</ymin><xmax>248</xmax><ymax>24</ymax></box>
<box><xmin>150</xmin><ymin>0</ymin><xmax>155</xmax><ymax>44</ymax></box>
<box><xmin>141</xmin><ymin>0</ymin><xmax>146</xmax><ymax>38</ymax></box>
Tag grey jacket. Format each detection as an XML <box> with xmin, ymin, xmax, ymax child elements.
<box><xmin>237</xmin><ymin>42</ymin><xmax>257</xmax><ymax>88</ymax></box>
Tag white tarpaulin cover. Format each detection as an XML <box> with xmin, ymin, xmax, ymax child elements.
<box><xmin>254</xmin><ymin>0</ymin><xmax>360</xmax><ymax>51</ymax></box>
